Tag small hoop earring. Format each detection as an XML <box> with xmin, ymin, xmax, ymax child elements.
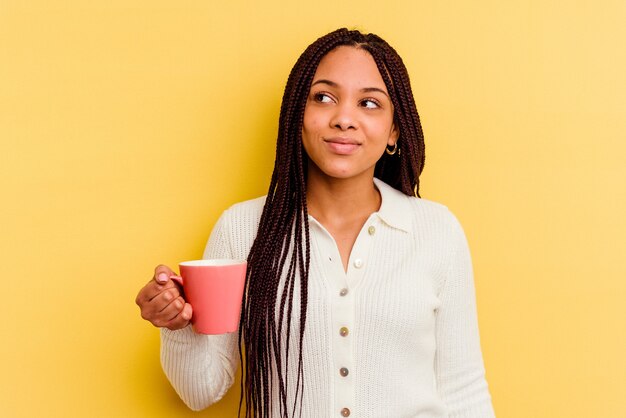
<box><xmin>385</xmin><ymin>143</ymin><xmax>399</xmax><ymax>156</ymax></box>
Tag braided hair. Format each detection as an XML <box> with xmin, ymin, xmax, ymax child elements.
<box><xmin>239</xmin><ymin>28</ymin><xmax>426</xmax><ymax>417</ymax></box>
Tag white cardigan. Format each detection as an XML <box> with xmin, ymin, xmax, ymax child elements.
<box><xmin>161</xmin><ymin>178</ymin><xmax>495</xmax><ymax>417</ymax></box>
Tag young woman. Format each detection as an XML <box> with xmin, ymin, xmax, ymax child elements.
<box><xmin>136</xmin><ymin>28</ymin><xmax>495</xmax><ymax>418</ymax></box>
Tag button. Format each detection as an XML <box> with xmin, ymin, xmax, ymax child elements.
<box><xmin>341</xmin><ymin>407</ymin><xmax>351</xmax><ymax>416</ymax></box>
<box><xmin>339</xmin><ymin>367</ymin><xmax>349</xmax><ymax>377</ymax></box>
<box><xmin>368</xmin><ymin>225</ymin><xmax>376</xmax><ymax>235</ymax></box>
<box><xmin>353</xmin><ymin>258</ymin><xmax>363</xmax><ymax>268</ymax></box>
<box><xmin>339</xmin><ymin>288</ymin><xmax>348</xmax><ymax>297</ymax></box>
<box><xmin>339</xmin><ymin>327</ymin><xmax>349</xmax><ymax>337</ymax></box>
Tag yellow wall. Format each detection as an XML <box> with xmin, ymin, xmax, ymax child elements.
<box><xmin>1</xmin><ymin>1</ymin><xmax>624</xmax><ymax>417</ymax></box>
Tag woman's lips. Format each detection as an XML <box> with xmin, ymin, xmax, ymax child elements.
<box><xmin>324</xmin><ymin>138</ymin><xmax>360</xmax><ymax>155</ymax></box>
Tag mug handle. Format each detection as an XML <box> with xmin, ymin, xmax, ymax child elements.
<box><xmin>169</xmin><ymin>274</ymin><xmax>183</xmax><ymax>286</ymax></box>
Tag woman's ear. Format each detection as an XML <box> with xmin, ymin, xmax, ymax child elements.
<box><xmin>388</xmin><ymin>123</ymin><xmax>400</xmax><ymax>146</ymax></box>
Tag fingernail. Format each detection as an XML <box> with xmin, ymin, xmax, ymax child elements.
<box><xmin>182</xmin><ymin>311</ymin><xmax>190</xmax><ymax>320</ymax></box>
<box><xmin>157</xmin><ymin>273</ymin><xmax>168</xmax><ymax>283</ymax></box>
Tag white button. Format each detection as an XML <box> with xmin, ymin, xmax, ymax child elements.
<box><xmin>353</xmin><ymin>258</ymin><xmax>363</xmax><ymax>268</ymax></box>
<box><xmin>339</xmin><ymin>288</ymin><xmax>348</xmax><ymax>297</ymax></box>
<box><xmin>368</xmin><ymin>225</ymin><xmax>376</xmax><ymax>235</ymax></box>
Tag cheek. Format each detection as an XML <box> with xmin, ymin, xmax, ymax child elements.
<box><xmin>382</xmin><ymin>118</ymin><xmax>398</xmax><ymax>142</ymax></box>
<box><xmin>366</xmin><ymin>121</ymin><xmax>394</xmax><ymax>145</ymax></box>
<box><xmin>301</xmin><ymin>125</ymin><xmax>315</xmax><ymax>157</ymax></box>
<box><xmin>303</xmin><ymin>113</ymin><xmax>322</xmax><ymax>135</ymax></box>
<box><xmin>302</xmin><ymin>118</ymin><xmax>325</xmax><ymax>153</ymax></box>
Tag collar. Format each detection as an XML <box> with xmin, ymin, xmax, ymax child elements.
<box><xmin>373</xmin><ymin>177</ymin><xmax>413</xmax><ymax>233</ymax></box>
<box><xmin>306</xmin><ymin>178</ymin><xmax>414</xmax><ymax>233</ymax></box>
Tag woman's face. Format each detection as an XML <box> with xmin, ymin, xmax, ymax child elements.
<box><xmin>302</xmin><ymin>46</ymin><xmax>398</xmax><ymax>184</ymax></box>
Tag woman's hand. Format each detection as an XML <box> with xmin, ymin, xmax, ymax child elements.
<box><xmin>135</xmin><ymin>265</ymin><xmax>192</xmax><ymax>330</ymax></box>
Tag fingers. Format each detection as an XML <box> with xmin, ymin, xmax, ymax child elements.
<box><xmin>180</xmin><ymin>303</ymin><xmax>192</xmax><ymax>322</ymax></box>
<box><xmin>161</xmin><ymin>302</ymin><xmax>193</xmax><ymax>330</ymax></box>
<box><xmin>140</xmin><ymin>288</ymin><xmax>191</xmax><ymax>329</ymax></box>
<box><xmin>138</xmin><ymin>284</ymin><xmax>181</xmax><ymax>316</ymax></box>
<box><xmin>154</xmin><ymin>264</ymin><xmax>175</xmax><ymax>284</ymax></box>
<box><xmin>136</xmin><ymin>264</ymin><xmax>191</xmax><ymax>331</ymax></box>
<box><xmin>135</xmin><ymin>265</ymin><xmax>179</xmax><ymax>304</ymax></box>
<box><xmin>145</xmin><ymin>294</ymin><xmax>191</xmax><ymax>330</ymax></box>
<box><xmin>157</xmin><ymin>289</ymin><xmax>184</xmax><ymax>318</ymax></box>
<box><xmin>135</xmin><ymin>277</ymin><xmax>177</xmax><ymax>305</ymax></box>
<box><xmin>154</xmin><ymin>294</ymin><xmax>184</xmax><ymax>323</ymax></box>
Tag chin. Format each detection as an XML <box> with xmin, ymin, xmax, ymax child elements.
<box><xmin>319</xmin><ymin>166</ymin><xmax>371</xmax><ymax>181</ymax></box>
<box><xmin>307</xmin><ymin>157</ymin><xmax>374</xmax><ymax>182</ymax></box>
<box><xmin>318</xmin><ymin>164</ymin><xmax>353</xmax><ymax>178</ymax></box>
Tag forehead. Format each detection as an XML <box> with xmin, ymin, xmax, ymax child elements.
<box><xmin>313</xmin><ymin>46</ymin><xmax>386</xmax><ymax>88</ymax></box>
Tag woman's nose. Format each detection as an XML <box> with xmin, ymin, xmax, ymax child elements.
<box><xmin>330</xmin><ymin>103</ymin><xmax>357</xmax><ymax>130</ymax></box>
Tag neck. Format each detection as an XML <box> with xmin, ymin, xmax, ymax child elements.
<box><xmin>306</xmin><ymin>169</ymin><xmax>381</xmax><ymax>225</ymax></box>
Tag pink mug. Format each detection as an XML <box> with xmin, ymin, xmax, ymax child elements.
<box><xmin>171</xmin><ymin>259</ymin><xmax>247</xmax><ymax>334</ymax></box>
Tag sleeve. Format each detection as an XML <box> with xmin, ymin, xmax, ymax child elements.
<box><xmin>160</xmin><ymin>209</ymin><xmax>240</xmax><ymax>411</ymax></box>
<box><xmin>434</xmin><ymin>211</ymin><xmax>496</xmax><ymax>418</ymax></box>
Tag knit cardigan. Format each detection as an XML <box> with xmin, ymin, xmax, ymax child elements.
<box><xmin>161</xmin><ymin>178</ymin><xmax>495</xmax><ymax>417</ymax></box>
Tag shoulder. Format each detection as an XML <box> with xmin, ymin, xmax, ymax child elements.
<box><xmin>204</xmin><ymin>196</ymin><xmax>266</xmax><ymax>259</ymax></box>
<box><xmin>408</xmin><ymin>196</ymin><xmax>462</xmax><ymax>230</ymax></box>
<box><xmin>406</xmin><ymin>194</ymin><xmax>451</xmax><ymax>215</ymax></box>
<box><xmin>211</xmin><ymin>195</ymin><xmax>266</xmax><ymax>237</ymax></box>
<box><xmin>375</xmin><ymin>178</ymin><xmax>462</xmax><ymax>235</ymax></box>
<box><xmin>226</xmin><ymin>196</ymin><xmax>267</xmax><ymax>214</ymax></box>
<box><xmin>410</xmin><ymin>197</ymin><xmax>467</xmax><ymax>247</ymax></box>
<box><xmin>222</xmin><ymin>195</ymin><xmax>266</xmax><ymax>220</ymax></box>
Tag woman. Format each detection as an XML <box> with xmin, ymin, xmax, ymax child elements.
<box><xmin>136</xmin><ymin>28</ymin><xmax>495</xmax><ymax>418</ymax></box>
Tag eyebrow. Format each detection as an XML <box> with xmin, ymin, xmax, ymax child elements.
<box><xmin>311</xmin><ymin>79</ymin><xmax>390</xmax><ymax>98</ymax></box>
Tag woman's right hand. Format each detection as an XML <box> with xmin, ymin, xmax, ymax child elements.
<box><xmin>135</xmin><ymin>265</ymin><xmax>192</xmax><ymax>330</ymax></box>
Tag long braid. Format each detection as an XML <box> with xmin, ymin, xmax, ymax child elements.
<box><xmin>239</xmin><ymin>28</ymin><xmax>426</xmax><ymax>418</ymax></box>
<box><xmin>364</xmin><ymin>35</ymin><xmax>426</xmax><ymax>197</ymax></box>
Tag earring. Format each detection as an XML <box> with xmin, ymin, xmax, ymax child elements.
<box><xmin>385</xmin><ymin>143</ymin><xmax>399</xmax><ymax>156</ymax></box>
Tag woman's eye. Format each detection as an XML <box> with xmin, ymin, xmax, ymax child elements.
<box><xmin>314</xmin><ymin>93</ymin><xmax>333</xmax><ymax>103</ymax></box>
<box><xmin>361</xmin><ymin>99</ymin><xmax>380</xmax><ymax>109</ymax></box>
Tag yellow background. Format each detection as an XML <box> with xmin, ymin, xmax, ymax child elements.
<box><xmin>1</xmin><ymin>1</ymin><xmax>624</xmax><ymax>417</ymax></box>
